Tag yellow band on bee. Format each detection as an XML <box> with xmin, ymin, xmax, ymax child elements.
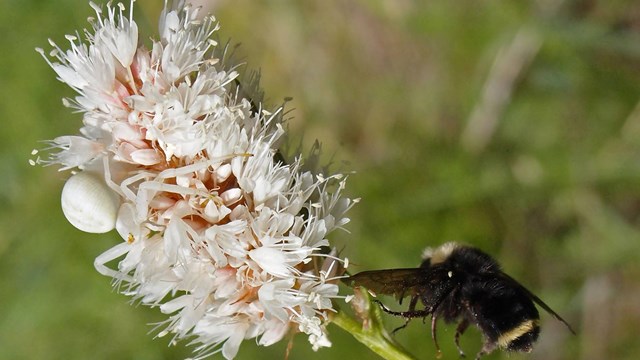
<box><xmin>497</xmin><ymin>319</ymin><xmax>539</xmax><ymax>349</ymax></box>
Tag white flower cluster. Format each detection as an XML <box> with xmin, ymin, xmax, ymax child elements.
<box><xmin>33</xmin><ymin>1</ymin><xmax>357</xmax><ymax>358</ymax></box>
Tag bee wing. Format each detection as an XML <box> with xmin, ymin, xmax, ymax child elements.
<box><xmin>344</xmin><ymin>268</ymin><xmax>431</xmax><ymax>299</ymax></box>
<box><xmin>498</xmin><ymin>272</ymin><xmax>576</xmax><ymax>334</ymax></box>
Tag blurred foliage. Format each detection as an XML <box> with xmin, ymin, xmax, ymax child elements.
<box><xmin>1</xmin><ymin>0</ymin><xmax>639</xmax><ymax>359</ymax></box>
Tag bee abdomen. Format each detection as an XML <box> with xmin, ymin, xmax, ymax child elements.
<box><xmin>497</xmin><ymin>319</ymin><xmax>540</xmax><ymax>352</ymax></box>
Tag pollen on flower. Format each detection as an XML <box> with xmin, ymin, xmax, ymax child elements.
<box><xmin>34</xmin><ymin>1</ymin><xmax>356</xmax><ymax>359</ymax></box>
<box><xmin>29</xmin><ymin>149</ymin><xmax>39</xmax><ymax>166</ymax></box>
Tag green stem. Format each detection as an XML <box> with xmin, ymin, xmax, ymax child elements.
<box><xmin>331</xmin><ymin>308</ymin><xmax>417</xmax><ymax>360</ymax></box>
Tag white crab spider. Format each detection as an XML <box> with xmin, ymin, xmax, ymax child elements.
<box><xmin>61</xmin><ymin>171</ymin><xmax>120</xmax><ymax>233</ymax></box>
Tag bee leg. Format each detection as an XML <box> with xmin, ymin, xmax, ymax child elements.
<box><xmin>373</xmin><ymin>299</ymin><xmax>432</xmax><ymax>336</ymax></box>
<box><xmin>372</xmin><ymin>299</ymin><xmax>431</xmax><ymax>318</ymax></box>
<box><xmin>391</xmin><ymin>295</ymin><xmax>421</xmax><ymax>334</ymax></box>
<box><xmin>408</xmin><ymin>294</ymin><xmax>419</xmax><ymax>312</ymax></box>
<box><xmin>431</xmin><ymin>312</ymin><xmax>442</xmax><ymax>358</ymax></box>
<box><xmin>474</xmin><ymin>341</ymin><xmax>497</xmax><ymax>360</ymax></box>
<box><xmin>392</xmin><ymin>318</ymin><xmax>411</xmax><ymax>334</ymax></box>
<box><xmin>454</xmin><ymin>319</ymin><xmax>470</xmax><ymax>358</ymax></box>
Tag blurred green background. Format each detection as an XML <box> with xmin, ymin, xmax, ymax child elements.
<box><xmin>2</xmin><ymin>0</ymin><xmax>640</xmax><ymax>359</ymax></box>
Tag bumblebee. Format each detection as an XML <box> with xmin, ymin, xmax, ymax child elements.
<box><xmin>345</xmin><ymin>242</ymin><xmax>575</xmax><ymax>359</ymax></box>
